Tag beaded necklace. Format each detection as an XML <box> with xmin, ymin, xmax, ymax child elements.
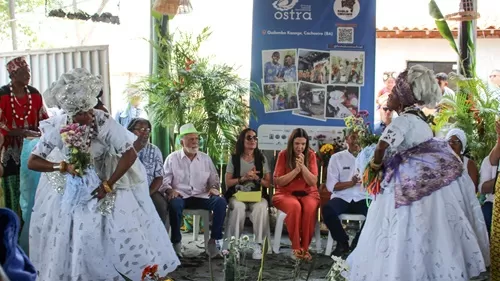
<box><xmin>9</xmin><ymin>84</ymin><xmax>32</xmax><ymax>121</ymax></box>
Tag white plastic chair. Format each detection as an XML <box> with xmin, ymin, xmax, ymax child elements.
<box><xmin>165</xmin><ymin>209</ymin><xmax>211</xmax><ymax>250</ymax></box>
<box><xmin>272</xmin><ymin>210</ymin><xmax>321</xmax><ymax>254</ymax></box>
<box><xmin>223</xmin><ymin>209</ymin><xmax>272</xmax><ymax>252</ymax></box>
<box><xmin>324</xmin><ymin>214</ymin><xmax>366</xmax><ymax>256</ymax></box>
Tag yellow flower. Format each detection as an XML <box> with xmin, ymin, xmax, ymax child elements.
<box><xmin>61</xmin><ymin>132</ymin><xmax>68</xmax><ymax>140</ymax></box>
<box><xmin>72</xmin><ymin>148</ymin><xmax>78</xmax><ymax>154</ymax></box>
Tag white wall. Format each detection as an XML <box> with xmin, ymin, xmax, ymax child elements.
<box><xmin>375</xmin><ymin>38</ymin><xmax>500</xmax><ymax>95</ymax></box>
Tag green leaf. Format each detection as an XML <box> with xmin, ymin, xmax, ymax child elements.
<box><xmin>428</xmin><ymin>0</ymin><xmax>459</xmax><ymax>55</ymax></box>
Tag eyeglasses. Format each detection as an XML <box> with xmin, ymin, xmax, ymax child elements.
<box><xmin>382</xmin><ymin>107</ymin><xmax>392</xmax><ymax>112</ymax></box>
<box><xmin>448</xmin><ymin>139</ymin><xmax>461</xmax><ymax>145</ymax></box>
<box><xmin>490</xmin><ymin>75</ymin><xmax>498</xmax><ymax>78</ymax></box>
<box><xmin>246</xmin><ymin>136</ymin><xmax>258</xmax><ymax>141</ymax></box>
<box><xmin>134</xmin><ymin>128</ymin><xmax>151</xmax><ymax>133</ymax></box>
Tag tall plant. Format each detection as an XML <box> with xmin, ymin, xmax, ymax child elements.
<box><xmin>137</xmin><ymin>27</ymin><xmax>267</xmax><ymax>161</ymax></box>
<box><xmin>429</xmin><ymin>1</ymin><xmax>498</xmax><ymax>164</ymax></box>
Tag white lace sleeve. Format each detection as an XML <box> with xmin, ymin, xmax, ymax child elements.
<box><xmin>379</xmin><ymin>115</ymin><xmax>410</xmax><ymax>148</ymax></box>
<box><xmin>96</xmin><ymin>111</ymin><xmax>137</xmax><ymax>154</ymax></box>
<box><xmin>32</xmin><ymin>115</ymin><xmax>66</xmax><ymax>159</ymax></box>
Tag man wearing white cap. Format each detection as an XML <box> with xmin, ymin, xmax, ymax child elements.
<box><xmin>161</xmin><ymin>123</ymin><xmax>227</xmax><ymax>258</ymax></box>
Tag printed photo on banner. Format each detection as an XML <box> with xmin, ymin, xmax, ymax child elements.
<box><xmin>330</xmin><ymin>50</ymin><xmax>365</xmax><ymax>86</ymax></box>
<box><xmin>297</xmin><ymin>49</ymin><xmax>330</xmax><ymax>85</ymax></box>
<box><xmin>262</xmin><ymin>49</ymin><xmax>297</xmax><ymax>83</ymax></box>
<box><xmin>325</xmin><ymin>85</ymin><xmax>359</xmax><ymax>119</ymax></box>
<box><xmin>333</xmin><ymin>0</ymin><xmax>361</xmax><ymax>21</ymax></box>
<box><xmin>263</xmin><ymin>82</ymin><xmax>299</xmax><ymax>113</ymax></box>
<box><xmin>292</xmin><ymin>81</ymin><xmax>326</xmax><ymax>121</ymax></box>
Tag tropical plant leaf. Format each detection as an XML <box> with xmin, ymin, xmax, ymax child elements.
<box><xmin>114</xmin><ymin>267</ymin><xmax>134</xmax><ymax>281</ymax></box>
<box><xmin>428</xmin><ymin>0</ymin><xmax>459</xmax><ymax>55</ymax></box>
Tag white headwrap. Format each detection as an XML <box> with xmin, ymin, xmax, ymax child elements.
<box><xmin>43</xmin><ymin>68</ymin><xmax>102</xmax><ymax>116</ymax></box>
<box><xmin>407</xmin><ymin>65</ymin><xmax>442</xmax><ymax>108</ymax></box>
<box><xmin>446</xmin><ymin>128</ymin><xmax>467</xmax><ymax>154</ymax></box>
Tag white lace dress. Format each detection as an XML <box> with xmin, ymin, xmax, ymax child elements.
<box><xmin>347</xmin><ymin>113</ymin><xmax>490</xmax><ymax>281</ymax></box>
<box><xmin>29</xmin><ymin>110</ymin><xmax>180</xmax><ymax>281</ymax></box>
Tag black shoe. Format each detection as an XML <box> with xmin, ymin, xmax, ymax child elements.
<box><xmin>332</xmin><ymin>241</ymin><xmax>349</xmax><ymax>257</ymax></box>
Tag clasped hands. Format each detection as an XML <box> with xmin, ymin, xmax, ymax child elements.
<box><xmin>294</xmin><ymin>153</ymin><xmax>306</xmax><ymax>173</ymax></box>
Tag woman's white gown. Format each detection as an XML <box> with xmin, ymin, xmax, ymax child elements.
<box><xmin>347</xmin><ymin>113</ymin><xmax>490</xmax><ymax>281</ymax></box>
<box><xmin>29</xmin><ymin>110</ymin><xmax>180</xmax><ymax>281</ymax></box>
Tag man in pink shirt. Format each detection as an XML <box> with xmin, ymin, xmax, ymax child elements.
<box><xmin>161</xmin><ymin>123</ymin><xmax>227</xmax><ymax>258</ymax></box>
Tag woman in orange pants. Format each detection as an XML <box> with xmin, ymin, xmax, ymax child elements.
<box><xmin>273</xmin><ymin>128</ymin><xmax>320</xmax><ymax>261</ymax></box>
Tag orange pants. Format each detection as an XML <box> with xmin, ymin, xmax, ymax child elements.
<box><xmin>273</xmin><ymin>191</ymin><xmax>320</xmax><ymax>250</ymax></box>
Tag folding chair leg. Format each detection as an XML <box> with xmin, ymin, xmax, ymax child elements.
<box><xmin>192</xmin><ymin>215</ymin><xmax>199</xmax><ymax>241</ymax></box>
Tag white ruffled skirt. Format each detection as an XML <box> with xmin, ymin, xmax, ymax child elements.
<box><xmin>347</xmin><ymin>173</ymin><xmax>490</xmax><ymax>281</ymax></box>
<box><xmin>29</xmin><ymin>149</ymin><xmax>180</xmax><ymax>281</ymax></box>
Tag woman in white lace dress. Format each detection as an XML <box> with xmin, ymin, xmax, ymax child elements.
<box><xmin>347</xmin><ymin>66</ymin><xmax>489</xmax><ymax>281</ymax></box>
<box><xmin>27</xmin><ymin>69</ymin><xmax>180</xmax><ymax>281</ymax></box>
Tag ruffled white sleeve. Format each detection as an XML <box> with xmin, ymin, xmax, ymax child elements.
<box><xmin>96</xmin><ymin>111</ymin><xmax>137</xmax><ymax>154</ymax></box>
<box><xmin>31</xmin><ymin>114</ymin><xmax>66</xmax><ymax>159</ymax></box>
<box><xmin>379</xmin><ymin>115</ymin><xmax>410</xmax><ymax>149</ymax></box>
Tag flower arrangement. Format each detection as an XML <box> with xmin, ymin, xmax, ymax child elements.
<box><xmin>318</xmin><ymin>143</ymin><xmax>335</xmax><ymax>165</ymax></box>
<box><xmin>223</xmin><ymin>235</ymin><xmax>252</xmax><ymax>281</ymax></box>
<box><xmin>60</xmin><ymin>123</ymin><xmax>92</xmax><ymax>176</ymax></box>
<box><xmin>326</xmin><ymin>255</ymin><xmax>349</xmax><ymax>281</ymax></box>
<box><xmin>344</xmin><ymin>110</ymin><xmax>379</xmax><ymax>148</ymax></box>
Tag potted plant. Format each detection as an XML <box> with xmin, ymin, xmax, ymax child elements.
<box><xmin>137</xmin><ymin>27</ymin><xmax>267</xmax><ymax>162</ymax></box>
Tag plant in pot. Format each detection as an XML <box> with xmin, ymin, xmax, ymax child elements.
<box><xmin>138</xmin><ymin>26</ymin><xmax>267</xmax><ymax>162</ymax></box>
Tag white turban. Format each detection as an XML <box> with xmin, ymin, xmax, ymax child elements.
<box><xmin>43</xmin><ymin>68</ymin><xmax>102</xmax><ymax>116</ymax></box>
<box><xmin>446</xmin><ymin>128</ymin><xmax>467</xmax><ymax>154</ymax></box>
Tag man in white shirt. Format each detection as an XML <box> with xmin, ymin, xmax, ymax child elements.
<box><xmin>479</xmin><ymin>155</ymin><xmax>497</xmax><ymax>237</ymax></box>
<box><xmin>322</xmin><ymin>129</ymin><xmax>368</xmax><ymax>256</ymax></box>
<box><xmin>161</xmin><ymin>123</ymin><xmax>227</xmax><ymax>258</ymax></box>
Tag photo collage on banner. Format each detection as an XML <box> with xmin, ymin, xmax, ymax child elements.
<box><xmin>262</xmin><ymin>49</ymin><xmax>365</xmax><ymax>120</ymax></box>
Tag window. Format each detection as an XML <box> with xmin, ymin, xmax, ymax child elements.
<box><xmin>406</xmin><ymin>61</ymin><xmax>458</xmax><ymax>90</ymax></box>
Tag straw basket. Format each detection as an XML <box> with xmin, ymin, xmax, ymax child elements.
<box><xmin>445</xmin><ymin>0</ymin><xmax>480</xmax><ymax>21</ymax></box>
<box><xmin>153</xmin><ymin>0</ymin><xmax>179</xmax><ymax>16</ymax></box>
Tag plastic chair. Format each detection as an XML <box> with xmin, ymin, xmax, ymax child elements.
<box><xmin>324</xmin><ymin>213</ymin><xmax>366</xmax><ymax>256</ymax></box>
<box><xmin>272</xmin><ymin>210</ymin><xmax>321</xmax><ymax>254</ymax></box>
<box><xmin>165</xmin><ymin>209</ymin><xmax>211</xmax><ymax>250</ymax></box>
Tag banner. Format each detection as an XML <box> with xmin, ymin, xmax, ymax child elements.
<box><xmin>249</xmin><ymin>0</ymin><xmax>376</xmax><ymax>132</ymax></box>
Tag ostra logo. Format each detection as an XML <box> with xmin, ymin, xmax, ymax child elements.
<box><xmin>272</xmin><ymin>0</ymin><xmax>312</xmax><ymax>21</ymax></box>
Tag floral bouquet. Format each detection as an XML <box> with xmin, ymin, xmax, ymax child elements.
<box><xmin>326</xmin><ymin>255</ymin><xmax>349</xmax><ymax>281</ymax></box>
<box><xmin>318</xmin><ymin>143</ymin><xmax>335</xmax><ymax>165</ymax></box>
<box><xmin>344</xmin><ymin>110</ymin><xmax>379</xmax><ymax>148</ymax></box>
<box><xmin>60</xmin><ymin>123</ymin><xmax>92</xmax><ymax>177</ymax></box>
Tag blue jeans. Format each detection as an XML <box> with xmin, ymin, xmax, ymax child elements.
<box><xmin>169</xmin><ymin>196</ymin><xmax>227</xmax><ymax>244</ymax></box>
<box><xmin>482</xmin><ymin>202</ymin><xmax>493</xmax><ymax>237</ymax></box>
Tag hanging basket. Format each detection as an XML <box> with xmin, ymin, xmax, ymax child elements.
<box><xmin>445</xmin><ymin>0</ymin><xmax>480</xmax><ymax>21</ymax></box>
<box><xmin>153</xmin><ymin>0</ymin><xmax>180</xmax><ymax>16</ymax></box>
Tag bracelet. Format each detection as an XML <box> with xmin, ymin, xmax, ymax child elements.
<box><xmin>102</xmin><ymin>181</ymin><xmax>113</xmax><ymax>193</ymax></box>
<box><xmin>369</xmin><ymin>159</ymin><xmax>382</xmax><ymax>171</ymax></box>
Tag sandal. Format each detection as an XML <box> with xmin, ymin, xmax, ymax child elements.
<box><xmin>292</xmin><ymin>249</ymin><xmax>304</xmax><ymax>260</ymax></box>
<box><xmin>302</xmin><ymin>250</ymin><xmax>312</xmax><ymax>261</ymax></box>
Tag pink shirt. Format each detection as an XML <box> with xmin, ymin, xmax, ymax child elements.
<box><xmin>161</xmin><ymin>149</ymin><xmax>220</xmax><ymax>199</ymax></box>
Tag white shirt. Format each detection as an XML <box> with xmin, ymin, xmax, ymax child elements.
<box><xmin>326</xmin><ymin>150</ymin><xmax>366</xmax><ymax>202</ymax></box>
<box><xmin>161</xmin><ymin>149</ymin><xmax>220</xmax><ymax>199</ymax></box>
<box><xmin>479</xmin><ymin>156</ymin><xmax>496</xmax><ymax>203</ymax></box>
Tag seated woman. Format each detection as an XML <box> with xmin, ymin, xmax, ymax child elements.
<box><xmin>127</xmin><ymin>118</ymin><xmax>167</xmax><ymax>224</ymax></box>
<box><xmin>272</xmin><ymin>128</ymin><xmax>319</xmax><ymax>261</ymax></box>
<box><xmin>224</xmin><ymin>128</ymin><xmax>271</xmax><ymax>260</ymax></box>
<box><xmin>445</xmin><ymin>128</ymin><xmax>479</xmax><ymax>192</ymax></box>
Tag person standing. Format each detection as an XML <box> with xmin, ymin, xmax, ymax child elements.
<box><xmin>0</xmin><ymin>57</ymin><xmax>48</xmax><ymax>214</ymax></box>
<box><xmin>347</xmin><ymin>66</ymin><xmax>489</xmax><ymax>281</ymax></box>
<box><xmin>28</xmin><ymin>68</ymin><xmax>179</xmax><ymax>280</ymax></box>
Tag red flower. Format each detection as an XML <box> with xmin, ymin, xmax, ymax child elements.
<box><xmin>185</xmin><ymin>58</ymin><xmax>195</xmax><ymax>70</ymax></box>
<box><xmin>141</xmin><ymin>264</ymin><xmax>159</xmax><ymax>281</ymax></box>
